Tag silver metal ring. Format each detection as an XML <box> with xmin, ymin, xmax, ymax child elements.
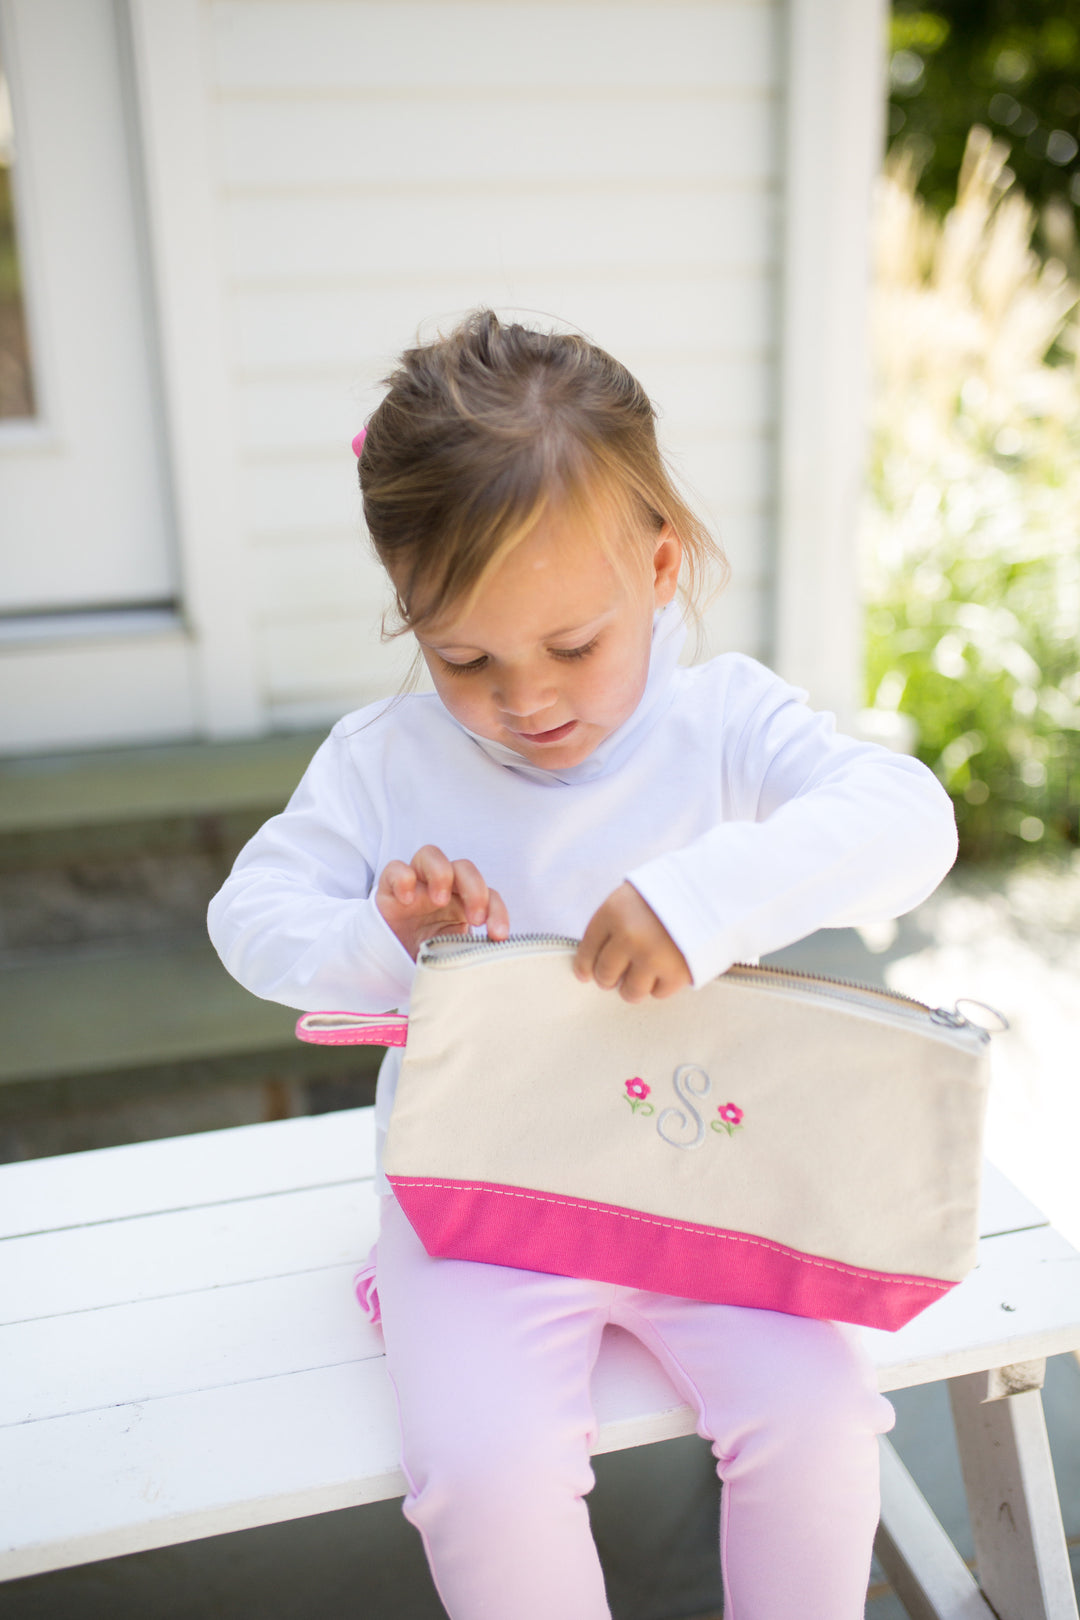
<box><xmin>953</xmin><ymin>998</ymin><xmax>1010</xmax><ymax>1034</ymax></box>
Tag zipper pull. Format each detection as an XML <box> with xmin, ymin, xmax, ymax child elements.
<box><xmin>954</xmin><ymin>998</ymin><xmax>1010</xmax><ymax>1034</ymax></box>
<box><xmin>930</xmin><ymin>1001</ymin><xmax>1009</xmax><ymax>1035</ymax></box>
<box><xmin>930</xmin><ymin>1006</ymin><xmax>968</xmax><ymax>1029</ymax></box>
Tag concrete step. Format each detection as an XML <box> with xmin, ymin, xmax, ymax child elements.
<box><xmin>0</xmin><ymin>732</ymin><xmax>324</xmax><ymax>834</ymax></box>
<box><xmin>0</xmin><ymin>731</ymin><xmax>326</xmax><ymax>1070</ymax></box>
<box><xmin>0</xmin><ymin>932</ymin><xmax>381</xmax><ymax>1163</ymax></box>
<box><xmin>0</xmin><ymin>732</ymin><xmax>324</xmax><ymax>867</ymax></box>
<box><xmin>0</xmin><ymin>731</ymin><xmax>375</xmax><ymax>1162</ymax></box>
<box><xmin>0</xmin><ymin>937</ymin><xmax>298</xmax><ymax>1086</ymax></box>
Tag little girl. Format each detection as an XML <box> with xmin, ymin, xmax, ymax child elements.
<box><xmin>209</xmin><ymin>311</ymin><xmax>957</xmax><ymax>1619</ymax></box>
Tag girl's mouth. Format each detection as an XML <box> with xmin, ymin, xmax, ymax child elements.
<box><xmin>512</xmin><ymin>720</ymin><xmax>578</xmax><ymax>745</ymax></box>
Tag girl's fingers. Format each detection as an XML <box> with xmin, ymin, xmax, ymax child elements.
<box><xmin>484</xmin><ymin>887</ymin><xmax>510</xmax><ymax>940</ymax></box>
<box><xmin>573</xmin><ymin>914</ymin><xmax>606</xmax><ymax>982</ymax></box>
<box><xmin>410</xmin><ymin>845</ymin><xmax>455</xmax><ymax>906</ymax></box>
<box><xmin>576</xmin><ymin>885</ymin><xmax>691</xmax><ymax>1000</ymax></box>
<box><xmin>399</xmin><ymin>849</ymin><xmax>510</xmax><ymax>934</ymax></box>
<box><xmin>449</xmin><ymin>859</ymin><xmax>491</xmax><ymax>926</ymax></box>
<box><xmin>590</xmin><ymin>936</ymin><xmax>630</xmax><ymax>992</ymax></box>
<box><xmin>618</xmin><ymin>963</ymin><xmax>657</xmax><ymax>1004</ymax></box>
<box><xmin>378</xmin><ymin>860</ymin><xmax>417</xmax><ymax>906</ymax></box>
<box><xmin>446</xmin><ymin>861</ymin><xmax>510</xmax><ymax>938</ymax></box>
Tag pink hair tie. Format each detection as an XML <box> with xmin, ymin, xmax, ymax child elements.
<box><xmin>351</xmin><ymin>426</ymin><xmax>368</xmax><ymax>457</ymax></box>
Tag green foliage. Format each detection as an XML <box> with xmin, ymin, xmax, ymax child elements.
<box><xmin>863</xmin><ymin>136</ymin><xmax>1080</xmax><ymax>860</ymax></box>
<box><xmin>889</xmin><ymin>1</ymin><xmax>1080</xmax><ymax>244</ymax></box>
<box><xmin>865</xmin><ymin>490</ymin><xmax>1080</xmax><ymax>860</ymax></box>
<box><xmin>0</xmin><ymin>164</ymin><xmax>23</xmax><ymax>305</ymax></box>
<box><xmin>892</xmin><ymin>11</ymin><xmax>951</xmax><ymax>55</ymax></box>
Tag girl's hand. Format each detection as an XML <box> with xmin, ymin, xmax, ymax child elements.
<box><xmin>376</xmin><ymin>845</ymin><xmax>510</xmax><ymax>961</ymax></box>
<box><xmin>574</xmin><ymin>882</ymin><xmax>691</xmax><ymax>1003</ymax></box>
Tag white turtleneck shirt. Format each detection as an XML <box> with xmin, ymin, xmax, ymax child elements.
<box><xmin>208</xmin><ymin>607</ymin><xmax>958</xmax><ymax>1188</ymax></box>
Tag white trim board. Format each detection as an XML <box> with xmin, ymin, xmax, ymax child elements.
<box><xmin>0</xmin><ymin>627</ymin><xmax>196</xmax><ymax>754</ymax></box>
<box><xmin>773</xmin><ymin>0</ymin><xmax>888</xmax><ymax>723</ymax></box>
<box><xmin>126</xmin><ymin>0</ymin><xmax>263</xmax><ymax>739</ymax></box>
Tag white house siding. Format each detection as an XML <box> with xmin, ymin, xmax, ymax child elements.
<box><xmin>207</xmin><ymin>0</ymin><xmax>782</xmax><ymax>729</ymax></box>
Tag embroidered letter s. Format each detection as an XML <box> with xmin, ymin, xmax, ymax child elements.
<box><xmin>656</xmin><ymin>1064</ymin><xmax>711</xmax><ymax>1150</ymax></box>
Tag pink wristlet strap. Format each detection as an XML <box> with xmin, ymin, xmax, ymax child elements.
<box><xmin>295</xmin><ymin>1011</ymin><xmax>408</xmax><ymax>1047</ymax></box>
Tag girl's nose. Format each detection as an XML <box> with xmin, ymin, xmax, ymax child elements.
<box><xmin>494</xmin><ymin>666</ymin><xmax>556</xmax><ymax>719</ymax></box>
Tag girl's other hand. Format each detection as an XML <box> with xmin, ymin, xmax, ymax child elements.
<box><xmin>574</xmin><ymin>882</ymin><xmax>691</xmax><ymax>1003</ymax></box>
<box><xmin>376</xmin><ymin>845</ymin><xmax>510</xmax><ymax>960</ymax></box>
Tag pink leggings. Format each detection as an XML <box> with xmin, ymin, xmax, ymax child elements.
<box><xmin>375</xmin><ymin>1196</ymin><xmax>894</xmax><ymax>1620</ymax></box>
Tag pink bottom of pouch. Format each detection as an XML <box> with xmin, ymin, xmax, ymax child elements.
<box><xmin>387</xmin><ymin>1175</ymin><xmax>954</xmax><ymax>1331</ymax></box>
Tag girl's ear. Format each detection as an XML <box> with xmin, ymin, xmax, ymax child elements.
<box><xmin>652</xmin><ymin>524</ymin><xmax>683</xmax><ymax>607</ymax></box>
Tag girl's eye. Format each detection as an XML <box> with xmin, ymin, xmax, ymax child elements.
<box><xmin>440</xmin><ymin>655</ymin><xmax>488</xmax><ymax>676</ymax></box>
<box><xmin>440</xmin><ymin>638</ymin><xmax>597</xmax><ymax>674</ymax></box>
<box><xmin>551</xmin><ymin>638</ymin><xmax>599</xmax><ymax>662</ymax></box>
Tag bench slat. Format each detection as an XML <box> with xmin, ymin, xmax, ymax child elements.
<box><xmin>1</xmin><ymin>1265</ymin><xmax>708</xmax><ymax>1438</ymax></box>
<box><xmin>0</xmin><ymin>1359</ymin><xmax>407</xmax><ymax>1581</ymax></box>
<box><xmin>0</xmin><ymin>1181</ymin><xmax>378</xmax><ymax>1326</ymax></box>
<box><xmin>4</xmin><ymin>1223</ymin><xmax>1077</xmax><ymax>1433</ymax></box>
<box><xmin>1</xmin><ymin>1263</ymin><xmax>382</xmax><ymax>1426</ymax></box>
<box><xmin>0</xmin><ymin>1108</ymin><xmax>376</xmax><ymax>1238</ymax></box>
<box><xmin>0</xmin><ymin>1326</ymin><xmax>702</xmax><ymax>1582</ymax></box>
<box><xmin>867</xmin><ymin>1225</ymin><xmax>1080</xmax><ymax>1389</ymax></box>
<box><xmin>977</xmin><ymin>1161</ymin><xmax>1046</xmax><ymax>1238</ymax></box>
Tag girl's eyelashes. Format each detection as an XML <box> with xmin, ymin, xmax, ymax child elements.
<box><xmin>440</xmin><ymin>654</ymin><xmax>488</xmax><ymax>676</ymax></box>
<box><xmin>439</xmin><ymin>637</ymin><xmax>599</xmax><ymax>675</ymax></box>
<box><xmin>551</xmin><ymin>637</ymin><xmax>599</xmax><ymax>662</ymax></box>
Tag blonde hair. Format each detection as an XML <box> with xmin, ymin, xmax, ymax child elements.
<box><xmin>360</xmin><ymin>310</ymin><xmax>726</xmax><ymax>632</ymax></box>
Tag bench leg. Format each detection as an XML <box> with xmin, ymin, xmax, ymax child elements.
<box><xmin>875</xmin><ymin>1437</ymin><xmax>995</xmax><ymax>1620</ymax></box>
<box><xmin>948</xmin><ymin>1362</ymin><xmax>1078</xmax><ymax>1620</ymax></box>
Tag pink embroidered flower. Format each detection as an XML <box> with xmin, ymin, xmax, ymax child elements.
<box><xmin>625</xmin><ymin>1077</ymin><xmax>651</xmax><ymax>1101</ymax></box>
<box><xmin>717</xmin><ymin>1102</ymin><xmax>743</xmax><ymax>1126</ymax></box>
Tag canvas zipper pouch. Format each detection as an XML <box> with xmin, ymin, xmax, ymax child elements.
<box><xmin>297</xmin><ymin>935</ymin><xmax>993</xmax><ymax>1331</ymax></box>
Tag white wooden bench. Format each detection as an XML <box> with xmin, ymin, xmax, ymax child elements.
<box><xmin>1</xmin><ymin>1108</ymin><xmax>1079</xmax><ymax>1619</ymax></box>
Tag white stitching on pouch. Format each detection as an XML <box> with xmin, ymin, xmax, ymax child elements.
<box><xmin>389</xmin><ymin>1179</ymin><xmax>945</xmax><ymax>1287</ymax></box>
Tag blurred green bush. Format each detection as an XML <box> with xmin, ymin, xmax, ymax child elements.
<box><xmin>863</xmin><ymin>130</ymin><xmax>1080</xmax><ymax>859</ymax></box>
<box><xmin>887</xmin><ymin>2</ymin><xmax>1080</xmax><ymax>234</ymax></box>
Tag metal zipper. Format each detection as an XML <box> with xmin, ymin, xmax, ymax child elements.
<box><xmin>418</xmin><ymin>933</ymin><xmax>578</xmax><ymax>966</ymax></box>
<box><xmin>417</xmin><ymin>935</ymin><xmax>995</xmax><ymax>1044</ymax></box>
<box><xmin>727</xmin><ymin>961</ymin><xmax>965</xmax><ymax>1023</ymax></box>
<box><xmin>729</xmin><ymin>963</ymin><xmax>994</xmax><ymax>1043</ymax></box>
